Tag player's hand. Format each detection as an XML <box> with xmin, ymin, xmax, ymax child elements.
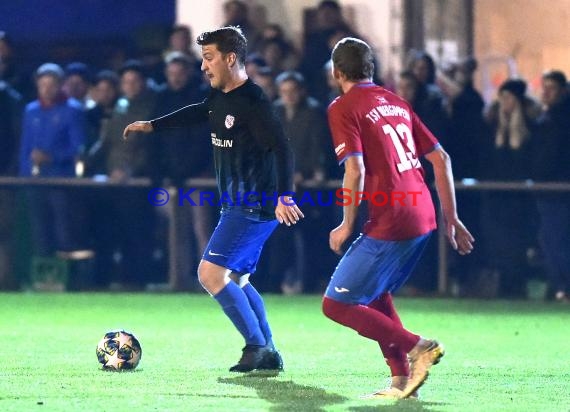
<box><xmin>329</xmin><ymin>223</ymin><xmax>352</xmax><ymax>255</ymax></box>
<box><xmin>275</xmin><ymin>196</ymin><xmax>304</xmax><ymax>226</ymax></box>
<box><xmin>445</xmin><ymin>217</ymin><xmax>474</xmax><ymax>255</ymax></box>
<box><xmin>123</xmin><ymin>121</ymin><xmax>153</xmax><ymax>140</ymax></box>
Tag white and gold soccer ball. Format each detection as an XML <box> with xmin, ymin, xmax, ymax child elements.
<box><xmin>96</xmin><ymin>330</ymin><xmax>142</xmax><ymax>371</ymax></box>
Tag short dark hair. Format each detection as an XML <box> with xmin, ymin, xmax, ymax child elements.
<box><xmin>223</xmin><ymin>0</ymin><xmax>248</xmax><ymax>13</ymax></box>
<box><xmin>197</xmin><ymin>26</ymin><xmax>247</xmax><ymax>66</ymax></box>
<box><xmin>499</xmin><ymin>78</ymin><xmax>527</xmax><ymax>101</ymax></box>
<box><xmin>118</xmin><ymin>59</ymin><xmax>146</xmax><ymax>78</ymax></box>
<box><xmin>542</xmin><ymin>70</ymin><xmax>567</xmax><ymax>88</ymax></box>
<box><xmin>408</xmin><ymin>51</ymin><xmax>437</xmax><ymax>84</ymax></box>
<box><xmin>318</xmin><ymin>0</ymin><xmax>341</xmax><ymax>12</ymax></box>
<box><xmin>171</xmin><ymin>25</ymin><xmax>191</xmax><ymax>37</ymax></box>
<box><xmin>331</xmin><ymin>37</ymin><xmax>374</xmax><ymax>81</ymax></box>
<box><xmin>275</xmin><ymin>70</ymin><xmax>305</xmax><ymax>88</ymax></box>
<box><xmin>95</xmin><ymin>70</ymin><xmax>119</xmax><ymax>88</ymax></box>
<box><xmin>65</xmin><ymin>62</ymin><xmax>91</xmax><ymax>83</ymax></box>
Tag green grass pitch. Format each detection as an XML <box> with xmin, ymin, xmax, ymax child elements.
<box><xmin>0</xmin><ymin>293</ymin><xmax>569</xmax><ymax>411</ymax></box>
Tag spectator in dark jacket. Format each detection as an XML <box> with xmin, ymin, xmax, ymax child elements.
<box><xmin>438</xmin><ymin>57</ymin><xmax>489</xmax><ymax>293</ymax></box>
<box><xmin>531</xmin><ymin>70</ymin><xmax>570</xmax><ymax>301</ymax></box>
<box><xmin>264</xmin><ymin>71</ymin><xmax>336</xmax><ymax>294</ymax></box>
<box><xmin>85</xmin><ymin>70</ymin><xmax>120</xmax><ymax>174</ymax></box>
<box><xmin>0</xmin><ymin>81</ymin><xmax>21</xmax><ymax>176</ymax></box>
<box><xmin>299</xmin><ymin>1</ymin><xmax>357</xmax><ymax>105</ymax></box>
<box><xmin>153</xmin><ymin>51</ymin><xmax>213</xmax><ymax>290</ymax></box>
<box><xmin>100</xmin><ymin>60</ymin><xmax>158</xmax><ymax>180</ymax></box>
<box><xmin>407</xmin><ymin>51</ymin><xmax>448</xmax><ymax>134</ymax></box>
<box><xmin>396</xmin><ymin>70</ymin><xmax>448</xmax><ymax>160</ymax></box>
<box><xmin>482</xmin><ymin>79</ymin><xmax>541</xmax><ymax>297</ymax></box>
<box><xmin>443</xmin><ymin>57</ymin><xmax>488</xmax><ymax>179</ymax></box>
<box><xmin>0</xmin><ymin>80</ymin><xmax>22</xmax><ymax>289</ymax></box>
<box><xmin>92</xmin><ymin>60</ymin><xmax>159</xmax><ymax>289</ymax></box>
<box><xmin>63</xmin><ymin>62</ymin><xmax>91</xmax><ymax>110</ymax></box>
<box><xmin>222</xmin><ymin>0</ymin><xmax>260</xmax><ymax>51</ymax></box>
<box><xmin>0</xmin><ymin>31</ymin><xmax>27</xmax><ymax>97</ymax></box>
<box><xmin>274</xmin><ymin>71</ymin><xmax>331</xmax><ymax>183</ymax></box>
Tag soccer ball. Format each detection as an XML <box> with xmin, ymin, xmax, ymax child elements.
<box><xmin>96</xmin><ymin>330</ymin><xmax>142</xmax><ymax>371</ymax></box>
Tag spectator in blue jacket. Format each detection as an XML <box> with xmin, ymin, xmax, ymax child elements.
<box><xmin>19</xmin><ymin>63</ymin><xmax>86</xmax><ymax>257</ymax></box>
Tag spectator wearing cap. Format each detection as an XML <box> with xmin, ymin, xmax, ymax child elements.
<box><xmin>19</xmin><ymin>63</ymin><xmax>85</xmax><ymax>178</ymax></box>
<box><xmin>64</xmin><ymin>62</ymin><xmax>91</xmax><ymax>109</ymax></box>
<box><xmin>18</xmin><ymin>63</ymin><xmax>87</xmax><ymax>261</ymax></box>
<box><xmin>481</xmin><ymin>78</ymin><xmax>541</xmax><ymax>298</ymax></box>
<box><xmin>531</xmin><ymin>70</ymin><xmax>570</xmax><ymax>301</ymax></box>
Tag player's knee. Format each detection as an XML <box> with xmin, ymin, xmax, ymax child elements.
<box><xmin>197</xmin><ymin>260</ymin><xmax>229</xmax><ymax>293</ymax></box>
<box><xmin>197</xmin><ymin>261</ymin><xmax>214</xmax><ymax>290</ymax></box>
<box><xmin>196</xmin><ymin>269</ymin><xmax>208</xmax><ymax>290</ymax></box>
<box><xmin>322</xmin><ymin>296</ymin><xmax>344</xmax><ymax>321</ymax></box>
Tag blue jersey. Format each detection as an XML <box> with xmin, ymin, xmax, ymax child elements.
<box><xmin>19</xmin><ymin>98</ymin><xmax>85</xmax><ymax>177</ymax></box>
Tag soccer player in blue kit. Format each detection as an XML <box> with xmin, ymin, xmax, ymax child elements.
<box><xmin>124</xmin><ymin>27</ymin><xmax>303</xmax><ymax>372</ymax></box>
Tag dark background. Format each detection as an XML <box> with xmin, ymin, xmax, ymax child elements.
<box><xmin>0</xmin><ymin>0</ymin><xmax>175</xmax><ymax>81</ymax></box>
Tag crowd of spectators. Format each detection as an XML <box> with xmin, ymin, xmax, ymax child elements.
<box><xmin>0</xmin><ymin>0</ymin><xmax>569</xmax><ymax>301</ymax></box>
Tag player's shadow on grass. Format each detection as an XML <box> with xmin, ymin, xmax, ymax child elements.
<box><xmin>218</xmin><ymin>375</ymin><xmax>347</xmax><ymax>412</ymax></box>
<box><xmin>349</xmin><ymin>399</ymin><xmax>447</xmax><ymax>412</ymax></box>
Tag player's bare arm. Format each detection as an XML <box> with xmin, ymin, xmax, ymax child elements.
<box><xmin>275</xmin><ymin>195</ymin><xmax>304</xmax><ymax>226</ymax></box>
<box><xmin>425</xmin><ymin>146</ymin><xmax>475</xmax><ymax>255</ymax></box>
<box><xmin>123</xmin><ymin>121</ymin><xmax>153</xmax><ymax>140</ymax></box>
<box><xmin>330</xmin><ymin>155</ymin><xmax>365</xmax><ymax>255</ymax></box>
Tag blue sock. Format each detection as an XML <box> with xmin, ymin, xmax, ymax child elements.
<box><xmin>242</xmin><ymin>283</ymin><xmax>274</xmax><ymax>348</ymax></box>
<box><xmin>214</xmin><ymin>282</ymin><xmax>266</xmax><ymax>346</ymax></box>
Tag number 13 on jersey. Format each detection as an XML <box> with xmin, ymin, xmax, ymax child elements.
<box><xmin>382</xmin><ymin>123</ymin><xmax>421</xmax><ymax>173</ymax></box>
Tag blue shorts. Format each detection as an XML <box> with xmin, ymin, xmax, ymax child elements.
<box><xmin>324</xmin><ymin>232</ymin><xmax>431</xmax><ymax>304</ymax></box>
<box><xmin>202</xmin><ymin>207</ymin><xmax>278</xmax><ymax>274</ymax></box>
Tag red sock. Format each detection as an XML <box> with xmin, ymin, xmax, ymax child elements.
<box><xmin>322</xmin><ymin>296</ymin><xmax>419</xmax><ymax>358</ymax></box>
<box><xmin>368</xmin><ymin>293</ymin><xmax>413</xmax><ymax>376</ymax></box>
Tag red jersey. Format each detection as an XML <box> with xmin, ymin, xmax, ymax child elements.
<box><xmin>328</xmin><ymin>82</ymin><xmax>439</xmax><ymax>240</ymax></box>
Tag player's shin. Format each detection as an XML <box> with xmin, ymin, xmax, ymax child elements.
<box><xmin>214</xmin><ymin>281</ymin><xmax>266</xmax><ymax>346</ymax></box>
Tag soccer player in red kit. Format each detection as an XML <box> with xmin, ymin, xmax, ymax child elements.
<box><xmin>322</xmin><ymin>37</ymin><xmax>474</xmax><ymax>399</ymax></box>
